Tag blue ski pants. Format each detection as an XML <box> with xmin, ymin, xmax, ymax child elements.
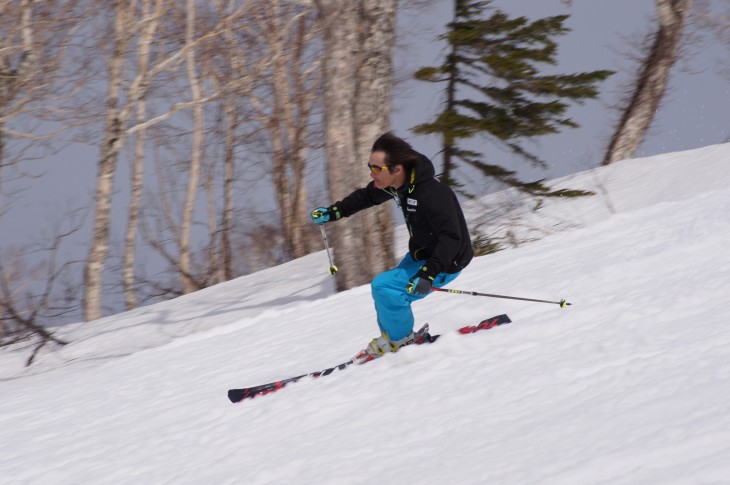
<box><xmin>371</xmin><ymin>253</ymin><xmax>461</xmax><ymax>341</ymax></box>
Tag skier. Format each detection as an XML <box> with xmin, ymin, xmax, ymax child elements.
<box><xmin>311</xmin><ymin>132</ymin><xmax>473</xmax><ymax>363</ymax></box>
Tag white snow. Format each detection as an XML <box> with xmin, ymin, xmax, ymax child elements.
<box><xmin>2</xmin><ymin>143</ymin><xmax>730</xmax><ymax>485</ymax></box>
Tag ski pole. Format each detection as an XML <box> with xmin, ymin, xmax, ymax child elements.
<box><xmin>319</xmin><ymin>225</ymin><xmax>338</xmax><ymax>275</ymax></box>
<box><xmin>431</xmin><ymin>287</ymin><xmax>571</xmax><ymax>308</ymax></box>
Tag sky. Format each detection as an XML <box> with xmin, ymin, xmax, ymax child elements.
<box><xmin>1</xmin><ymin>141</ymin><xmax>729</xmax><ymax>484</ymax></box>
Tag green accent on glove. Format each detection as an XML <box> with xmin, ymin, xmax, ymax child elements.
<box><xmin>407</xmin><ymin>269</ymin><xmax>435</xmax><ymax>296</ymax></box>
<box><xmin>330</xmin><ymin>205</ymin><xmax>341</xmax><ymax>221</ymax></box>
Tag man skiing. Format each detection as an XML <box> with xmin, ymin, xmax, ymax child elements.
<box><xmin>311</xmin><ymin>132</ymin><xmax>473</xmax><ymax>363</ymax></box>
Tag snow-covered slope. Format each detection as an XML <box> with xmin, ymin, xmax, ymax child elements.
<box><xmin>2</xmin><ymin>144</ymin><xmax>729</xmax><ymax>485</ymax></box>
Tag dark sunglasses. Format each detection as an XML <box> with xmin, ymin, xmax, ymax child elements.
<box><xmin>368</xmin><ymin>163</ymin><xmax>391</xmax><ymax>174</ymax></box>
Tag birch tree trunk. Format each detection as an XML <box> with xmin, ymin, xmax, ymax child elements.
<box><xmin>124</xmin><ymin>98</ymin><xmax>146</xmax><ymax>310</ymax></box>
<box><xmin>84</xmin><ymin>2</ymin><xmax>129</xmax><ymax>321</ymax></box>
<box><xmin>270</xmin><ymin>12</ymin><xmax>318</xmax><ymax>260</ymax></box>
<box><xmin>354</xmin><ymin>0</ymin><xmax>397</xmax><ymax>276</ymax></box>
<box><xmin>203</xmin><ymin>154</ymin><xmax>222</xmax><ymax>284</ymax></box>
<box><xmin>180</xmin><ymin>0</ymin><xmax>204</xmax><ymax>294</ymax></box>
<box><xmin>87</xmin><ymin>0</ymin><xmax>205</xmax><ymax>318</ymax></box>
<box><xmin>603</xmin><ymin>0</ymin><xmax>692</xmax><ymax>165</ymax></box>
<box><xmin>315</xmin><ymin>0</ymin><xmax>397</xmax><ymax>290</ymax></box>
<box><xmin>124</xmin><ymin>0</ymin><xmax>163</xmax><ymax>310</ymax></box>
<box><xmin>221</xmin><ymin>100</ymin><xmax>235</xmax><ymax>281</ymax></box>
<box><xmin>250</xmin><ymin>1</ymin><xmax>319</xmax><ymax>260</ymax></box>
<box><xmin>315</xmin><ymin>0</ymin><xmax>360</xmax><ymax>290</ymax></box>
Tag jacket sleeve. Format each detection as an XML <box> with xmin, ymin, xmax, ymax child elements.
<box><xmin>418</xmin><ymin>185</ymin><xmax>468</xmax><ymax>278</ymax></box>
<box><xmin>333</xmin><ymin>182</ymin><xmax>392</xmax><ymax>217</ymax></box>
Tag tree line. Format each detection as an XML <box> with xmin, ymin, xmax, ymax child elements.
<box><xmin>0</xmin><ymin>0</ymin><xmax>719</xmax><ymax>363</ymax></box>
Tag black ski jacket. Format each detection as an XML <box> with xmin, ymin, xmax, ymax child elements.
<box><xmin>332</xmin><ymin>153</ymin><xmax>473</xmax><ymax>278</ymax></box>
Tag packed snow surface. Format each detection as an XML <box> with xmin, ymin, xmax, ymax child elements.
<box><xmin>2</xmin><ymin>144</ymin><xmax>730</xmax><ymax>484</ymax></box>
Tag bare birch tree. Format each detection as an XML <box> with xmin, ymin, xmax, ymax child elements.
<box><xmin>124</xmin><ymin>0</ymin><xmax>165</xmax><ymax>310</ymax></box>
<box><xmin>314</xmin><ymin>0</ymin><xmax>398</xmax><ymax>291</ymax></box>
<box><xmin>603</xmin><ymin>0</ymin><xmax>693</xmax><ymax>165</ymax></box>
<box><xmin>85</xmin><ymin>0</ymin><xmax>251</xmax><ymax>319</ymax></box>
<box><xmin>0</xmin><ymin>0</ymin><xmax>34</xmax><ymax>216</ymax></box>
<box><xmin>139</xmin><ymin>0</ymin><xmax>261</xmax><ymax>295</ymax></box>
<box><xmin>210</xmin><ymin>32</ymin><xmax>250</xmax><ymax>284</ymax></box>
<box><xmin>248</xmin><ymin>0</ymin><xmax>321</xmax><ymax>260</ymax></box>
<box><xmin>0</xmin><ymin>0</ymin><xmax>36</xmax><ymax>217</ymax></box>
<box><xmin>353</xmin><ymin>0</ymin><xmax>397</xmax><ymax>277</ymax></box>
<box><xmin>0</xmin><ymin>0</ymin><xmax>79</xmax><ymax>219</ymax></box>
<box><xmin>84</xmin><ymin>1</ymin><xmax>131</xmax><ymax>322</ymax></box>
<box><xmin>220</xmin><ymin>97</ymin><xmax>237</xmax><ymax>281</ymax></box>
<box><xmin>178</xmin><ymin>0</ymin><xmax>205</xmax><ymax>295</ymax></box>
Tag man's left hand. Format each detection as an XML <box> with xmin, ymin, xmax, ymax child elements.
<box><xmin>407</xmin><ymin>270</ymin><xmax>434</xmax><ymax>296</ymax></box>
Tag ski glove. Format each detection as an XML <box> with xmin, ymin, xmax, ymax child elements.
<box><xmin>407</xmin><ymin>267</ymin><xmax>435</xmax><ymax>296</ymax></box>
<box><xmin>311</xmin><ymin>206</ymin><xmax>341</xmax><ymax>225</ymax></box>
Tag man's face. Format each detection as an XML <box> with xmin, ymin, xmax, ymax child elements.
<box><xmin>369</xmin><ymin>151</ymin><xmax>400</xmax><ymax>189</ymax></box>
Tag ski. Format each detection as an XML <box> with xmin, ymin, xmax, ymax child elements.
<box><xmin>458</xmin><ymin>313</ymin><xmax>511</xmax><ymax>334</ymax></box>
<box><xmin>228</xmin><ymin>314</ymin><xmax>510</xmax><ymax>403</ymax></box>
<box><xmin>227</xmin><ymin>323</ymin><xmax>435</xmax><ymax>403</ymax></box>
<box><xmin>227</xmin><ymin>361</ymin><xmax>353</xmax><ymax>403</ymax></box>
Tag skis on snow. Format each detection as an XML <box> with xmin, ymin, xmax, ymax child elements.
<box><xmin>226</xmin><ymin>323</ymin><xmax>436</xmax><ymax>403</ymax></box>
<box><xmin>227</xmin><ymin>314</ymin><xmax>511</xmax><ymax>403</ymax></box>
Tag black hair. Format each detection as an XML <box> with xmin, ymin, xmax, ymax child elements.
<box><xmin>371</xmin><ymin>132</ymin><xmax>420</xmax><ymax>171</ymax></box>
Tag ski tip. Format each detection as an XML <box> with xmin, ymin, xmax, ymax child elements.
<box><xmin>228</xmin><ymin>389</ymin><xmax>245</xmax><ymax>403</ymax></box>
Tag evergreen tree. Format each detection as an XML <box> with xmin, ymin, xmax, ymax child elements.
<box><xmin>413</xmin><ymin>0</ymin><xmax>613</xmax><ymax>196</ymax></box>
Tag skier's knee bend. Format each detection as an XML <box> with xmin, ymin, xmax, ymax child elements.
<box><xmin>371</xmin><ymin>268</ymin><xmax>407</xmax><ymax>295</ymax></box>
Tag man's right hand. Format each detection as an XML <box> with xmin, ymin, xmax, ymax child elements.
<box><xmin>311</xmin><ymin>207</ymin><xmax>332</xmax><ymax>225</ymax></box>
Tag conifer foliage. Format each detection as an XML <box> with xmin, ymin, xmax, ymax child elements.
<box><xmin>413</xmin><ymin>0</ymin><xmax>613</xmax><ymax>196</ymax></box>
